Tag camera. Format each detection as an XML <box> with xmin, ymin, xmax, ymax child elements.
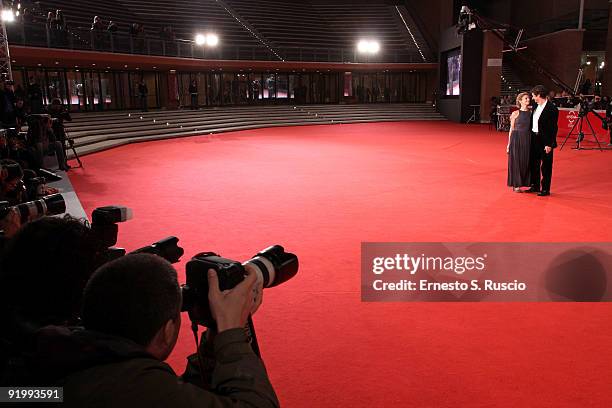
<box><xmin>181</xmin><ymin>246</ymin><xmax>299</xmax><ymax>327</ymax></box>
<box><xmin>90</xmin><ymin>205</ymin><xmax>184</xmax><ymax>264</ymax></box>
<box><xmin>578</xmin><ymin>99</ymin><xmax>592</xmax><ymax>117</ymax></box>
<box><xmin>130</xmin><ymin>236</ymin><xmax>184</xmax><ymax>263</ymax></box>
<box><xmin>89</xmin><ymin>205</ymin><xmax>299</xmax><ymax>328</ymax></box>
<box><xmin>0</xmin><ymin>193</ymin><xmax>66</xmax><ymax>224</ymax></box>
<box><xmin>90</xmin><ymin>205</ymin><xmax>134</xmax><ymax>262</ymax></box>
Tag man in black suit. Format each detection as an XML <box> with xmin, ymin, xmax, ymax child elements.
<box><xmin>528</xmin><ymin>85</ymin><xmax>558</xmax><ymax>196</ymax></box>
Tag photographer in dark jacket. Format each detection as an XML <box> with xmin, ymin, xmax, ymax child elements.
<box><xmin>0</xmin><ymin>216</ymin><xmax>101</xmax><ymax>385</ymax></box>
<box><xmin>0</xmin><ymin>159</ymin><xmax>26</xmax><ymax>205</ymax></box>
<box><xmin>19</xmin><ymin>254</ymin><xmax>279</xmax><ymax>407</ymax></box>
<box><xmin>28</xmin><ymin>115</ymin><xmax>69</xmax><ymax>171</ymax></box>
<box><xmin>27</xmin><ymin>77</ymin><xmax>44</xmax><ymax>114</ymax></box>
<box><xmin>47</xmin><ymin>98</ymin><xmax>72</xmax><ymax>168</ymax></box>
<box><xmin>0</xmin><ymin>80</ymin><xmax>16</xmax><ymax>127</ymax></box>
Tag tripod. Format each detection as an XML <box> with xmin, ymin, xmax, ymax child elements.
<box><xmin>466</xmin><ymin>104</ymin><xmax>480</xmax><ymax>124</ymax></box>
<box><xmin>560</xmin><ymin>109</ymin><xmax>604</xmax><ymax>151</ymax></box>
<box><xmin>64</xmin><ymin>129</ymin><xmax>83</xmax><ymax>168</ymax></box>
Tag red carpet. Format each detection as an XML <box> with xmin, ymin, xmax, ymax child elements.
<box><xmin>69</xmin><ymin>122</ymin><xmax>612</xmax><ymax>407</ymax></box>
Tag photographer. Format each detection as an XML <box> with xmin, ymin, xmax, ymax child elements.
<box><xmin>47</xmin><ymin>98</ymin><xmax>72</xmax><ymax>169</ymax></box>
<box><xmin>5</xmin><ymin>130</ymin><xmax>36</xmax><ymax>170</ymax></box>
<box><xmin>28</xmin><ymin>115</ymin><xmax>69</xmax><ymax>171</ymax></box>
<box><xmin>0</xmin><ymin>131</ymin><xmax>8</xmax><ymax>159</ymax></box>
<box><xmin>0</xmin><ymin>79</ymin><xmax>16</xmax><ymax>128</ymax></box>
<box><xmin>11</xmin><ymin>99</ymin><xmax>27</xmax><ymax>132</ymax></box>
<box><xmin>0</xmin><ymin>216</ymin><xmax>100</xmax><ymax>384</ymax></box>
<box><xmin>26</xmin><ymin>77</ymin><xmax>44</xmax><ymax>114</ymax></box>
<box><xmin>17</xmin><ymin>254</ymin><xmax>279</xmax><ymax>407</ymax></box>
<box><xmin>0</xmin><ymin>159</ymin><xmax>26</xmax><ymax>205</ymax></box>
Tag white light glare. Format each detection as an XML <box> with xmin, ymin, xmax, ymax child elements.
<box><xmin>206</xmin><ymin>34</ymin><xmax>219</xmax><ymax>47</ymax></box>
<box><xmin>357</xmin><ymin>40</ymin><xmax>380</xmax><ymax>54</ymax></box>
<box><xmin>195</xmin><ymin>33</ymin><xmax>219</xmax><ymax>47</ymax></box>
<box><xmin>2</xmin><ymin>9</ymin><xmax>15</xmax><ymax>22</ymax></box>
<box><xmin>195</xmin><ymin>34</ymin><xmax>206</xmax><ymax>46</ymax></box>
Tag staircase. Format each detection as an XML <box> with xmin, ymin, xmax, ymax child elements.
<box><xmin>394</xmin><ymin>5</ymin><xmax>432</xmax><ymax>62</ymax></box>
<box><xmin>65</xmin><ymin>104</ymin><xmax>445</xmax><ymax>157</ymax></box>
<box><xmin>501</xmin><ymin>64</ymin><xmax>530</xmax><ymax>96</ymax></box>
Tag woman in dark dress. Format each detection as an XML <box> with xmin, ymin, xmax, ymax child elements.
<box><xmin>507</xmin><ymin>92</ymin><xmax>532</xmax><ymax>192</ymax></box>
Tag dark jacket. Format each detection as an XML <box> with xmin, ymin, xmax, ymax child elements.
<box><xmin>5</xmin><ymin>326</ymin><xmax>279</xmax><ymax>408</ymax></box>
<box><xmin>531</xmin><ymin>100</ymin><xmax>559</xmax><ymax>148</ymax></box>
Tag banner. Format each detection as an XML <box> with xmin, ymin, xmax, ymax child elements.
<box><xmin>557</xmin><ymin>108</ymin><xmax>608</xmax><ymax>143</ymax></box>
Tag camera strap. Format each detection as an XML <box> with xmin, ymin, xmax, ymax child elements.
<box><xmin>245</xmin><ymin>316</ymin><xmax>261</xmax><ymax>359</ymax></box>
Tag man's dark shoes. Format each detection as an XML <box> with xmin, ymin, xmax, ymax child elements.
<box><xmin>537</xmin><ymin>191</ymin><xmax>550</xmax><ymax>196</ymax></box>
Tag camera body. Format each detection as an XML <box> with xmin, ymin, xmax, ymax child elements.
<box><xmin>182</xmin><ymin>245</ymin><xmax>298</xmax><ymax>328</ymax></box>
<box><xmin>182</xmin><ymin>253</ymin><xmax>247</xmax><ymax>327</ymax></box>
<box><xmin>578</xmin><ymin>99</ymin><xmax>591</xmax><ymax>117</ymax></box>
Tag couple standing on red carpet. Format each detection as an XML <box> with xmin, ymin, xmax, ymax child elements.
<box><xmin>507</xmin><ymin>85</ymin><xmax>559</xmax><ymax>196</ymax></box>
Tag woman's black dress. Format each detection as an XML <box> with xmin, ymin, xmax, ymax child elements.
<box><xmin>507</xmin><ymin>110</ymin><xmax>531</xmax><ymax>187</ymax></box>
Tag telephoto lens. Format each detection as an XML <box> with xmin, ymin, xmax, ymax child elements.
<box><xmin>130</xmin><ymin>236</ymin><xmax>184</xmax><ymax>264</ymax></box>
<box><xmin>245</xmin><ymin>245</ymin><xmax>299</xmax><ymax>288</ymax></box>
<box><xmin>9</xmin><ymin>193</ymin><xmax>66</xmax><ymax>223</ymax></box>
<box><xmin>182</xmin><ymin>245</ymin><xmax>299</xmax><ymax>327</ymax></box>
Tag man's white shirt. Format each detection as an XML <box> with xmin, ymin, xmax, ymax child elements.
<box><xmin>532</xmin><ymin>100</ymin><xmax>547</xmax><ymax>133</ymax></box>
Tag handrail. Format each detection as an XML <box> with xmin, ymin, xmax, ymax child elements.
<box><xmin>6</xmin><ymin>22</ymin><xmax>426</xmax><ymax>63</ymax></box>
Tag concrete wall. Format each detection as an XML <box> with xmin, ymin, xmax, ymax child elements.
<box><xmin>479</xmin><ymin>32</ymin><xmax>504</xmax><ymax>122</ymax></box>
<box><xmin>518</xmin><ymin>29</ymin><xmax>585</xmax><ymax>92</ymax></box>
<box><xmin>511</xmin><ymin>0</ymin><xmax>609</xmax><ymax>28</ymax></box>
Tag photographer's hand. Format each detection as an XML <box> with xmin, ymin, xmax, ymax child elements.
<box><xmin>243</xmin><ymin>263</ymin><xmax>264</xmax><ymax>314</ymax></box>
<box><xmin>207</xmin><ymin>268</ymin><xmax>257</xmax><ymax>333</ymax></box>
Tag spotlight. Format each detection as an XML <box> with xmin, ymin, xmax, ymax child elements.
<box><xmin>369</xmin><ymin>41</ymin><xmax>380</xmax><ymax>54</ymax></box>
<box><xmin>357</xmin><ymin>40</ymin><xmax>369</xmax><ymax>53</ymax></box>
<box><xmin>357</xmin><ymin>40</ymin><xmax>380</xmax><ymax>54</ymax></box>
<box><xmin>195</xmin><ymin>33</ymin><xmax>219</xmax><ymax>47</ymax></box>
<box><xmin>206</xmin><ymin>33</ymin><xmax>219</xmax><ymax>47</ymax></box>
<box><xmin>195</xmin><ymin>34</ymin><xmax>206</xmax><ymax>46</ymax></box>
<box><xmin>1</xmin><ymin>9</ymin><xmax>15</xmax><ymax>22</ymax></box>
